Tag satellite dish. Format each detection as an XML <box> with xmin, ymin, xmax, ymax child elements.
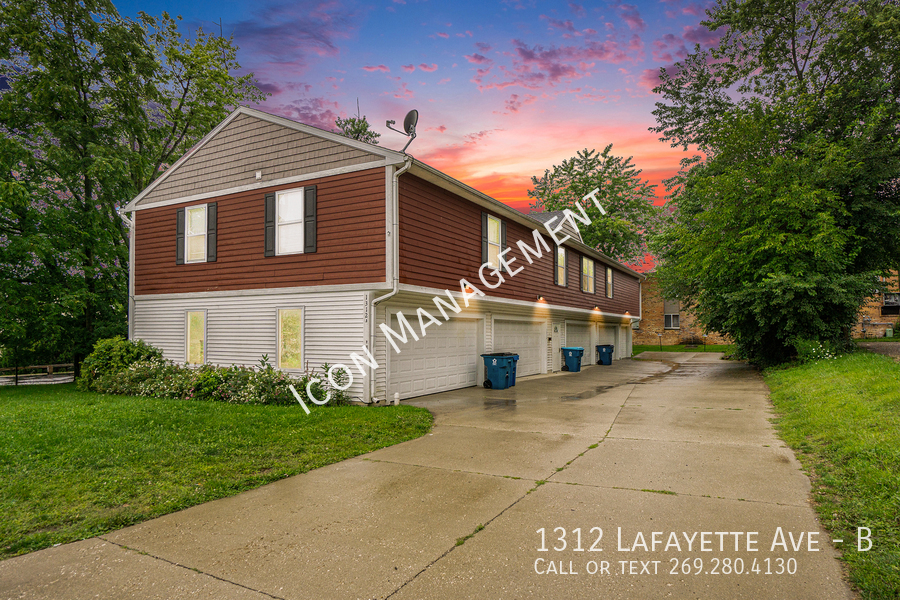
<box><xmin>403</xmin><ymin>109</ymin><xmax>418</xmax><ymax>135</ymax></box>
<box><xmin>386</xmin><ymin>109</ymin><xmax>419</xmax><ymax>153</ymax></box>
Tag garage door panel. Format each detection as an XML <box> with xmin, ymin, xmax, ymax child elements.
<box><xmin>494</xmin><ymin>320</ymin><xmax>544</xmax><ymax>377</ymax></box>
<box><xmin>388</xmin><ymin>317</ymin><xmax>478</xmax><ymax>400</ymax></box>
<box><xmin>566</xmin><ymin>323</ymin><xmax>591</xmax><ymax>350</ymax></box>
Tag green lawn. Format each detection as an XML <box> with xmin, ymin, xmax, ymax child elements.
<box><xmin>0</xmin><ymin>384</ymin><xmax>432</xmax><ymax>560</ymax></box>
<box><xmin>632</xmin><ymin>343</ymin><xmax>736</xmax><ymax>355</ymax></box>
<box><xmin>765</xmin><ymin>352</ymin><xmax>900</xmax><ymax>599</ymax></box>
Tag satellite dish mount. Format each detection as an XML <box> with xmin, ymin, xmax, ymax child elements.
<box><xmin>386</xmin><ymin>109</ymin><xmax>418</xmax><ymax>153</ymax></box>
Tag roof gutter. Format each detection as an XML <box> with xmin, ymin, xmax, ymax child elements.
<box><xmin>368</xmin><ymin>157</ymin><xmax>412</xmax><ymax>404</ymax></box>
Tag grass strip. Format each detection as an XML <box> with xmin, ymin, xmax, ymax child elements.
<box><xmin>765</xmin><ymin>352</ymin><xmax>900</xmax><ymax>599</ymax></box>
<box><xmin>0</xmin><ymin>383</ymin><xmax>432</xmax><ymax>559</ymax></box>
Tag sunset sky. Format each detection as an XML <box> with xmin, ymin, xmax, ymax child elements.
<box><xmin>116</xmin><ymin>0</ymin><xmax>720</xmax><ymax>212</ymax></box>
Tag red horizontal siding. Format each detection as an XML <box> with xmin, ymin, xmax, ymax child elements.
<box><xmin>398</xmin><ymin>174</ymin><xmax>640</xmax><ymax>316</ymax></box>
<box><xmin>135</xmin><ymin>168</ymin><xmax>386</xmax><ymax>295</ymax></box>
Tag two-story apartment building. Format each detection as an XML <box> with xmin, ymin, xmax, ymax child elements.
<box><xmin>123</xmin><ymin>107</ymin><xmax>643</xmax><ymax>403</ymax></box>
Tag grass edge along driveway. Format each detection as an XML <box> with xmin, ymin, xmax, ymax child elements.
<box><xmin>765</xmin><ymin>351</ymin><xmax>900</xmax><ymax>600</ymax></box>
<box><xmin>0</xmin><ymin>384</ymin><xmax>432</xmax><ymax>560</ymax></box>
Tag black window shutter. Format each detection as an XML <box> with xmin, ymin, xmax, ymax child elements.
<box><xmin>481</xmin><ymin>212</ymin><xmax>488</xmax><ymax>264</ymax></box>
<box><xmin>176</xmin><ymin>208</ymin><xmax>185</xmax><ymax>265</ymax></box>
<box><xmin>206</xmin><ymin>202</ymin><xmax>217</xmax><ymax>262</ymax></box>
<box><xmin>264</xmin><ymin>192</ymin><xmax>275</xmax><ymax>257</ymax></box>
<box><xmin>579</xmin><ymin>255</ymin><xmax>584</xmax><ymax>290</ymax></box>
<box><xmin>554</xmin><ymin>244</ymin><xmax>559</xmax><ymax>285</ymax></box>
<box><xmin>304</xmin><ymin>186</ymin><xmax>317</xmax><ymax>253</ymax></box>
<box><xmin>500</xmin><ymin>221</ymin><xmax>507</xmax><ymax>272</ymax></box>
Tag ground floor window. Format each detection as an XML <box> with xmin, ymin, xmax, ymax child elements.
<box><xmin>278</xmin><ymin>308</ymin><xmax>303</xmax><ymax>369</ymax></box>
<box><xmin>186</xmin><ymin>310</ymin><xmax>205</xmax><ymax>364</ymax></box>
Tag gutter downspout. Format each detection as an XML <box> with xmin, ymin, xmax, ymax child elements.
<box><xmin>118</xmin><ymin>210</ymin><xmax>136</xmax><ymax>340</ymax></box>
<box><xmin>369</xmin><ymin>157</ymin><xmax>412</xmax><ymax>403</ymax></box>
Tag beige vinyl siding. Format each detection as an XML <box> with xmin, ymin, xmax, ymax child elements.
<box><xmin>133</xmin><ymin>290</ymin><xmax>369</xmax><ymax>400</ymax></box>
<box><xmin>137</xmin><ymin>113</ymin><xmax>383</xmax><ymax>206</ymax></box>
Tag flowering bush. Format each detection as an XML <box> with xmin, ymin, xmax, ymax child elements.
<box><xmin>78</xmin><ymin>338</ymin><xmax>352</xmax><ymax>406</ymax></box>
<box><xmin>77</xmin><ymin>336</ymin><xmax>164</xmax><ymax>392</ymax></box>
<box><xmin>793</xmin><ymin>338</ymin><xmax>839</xmax><ymax>364</ymax></box>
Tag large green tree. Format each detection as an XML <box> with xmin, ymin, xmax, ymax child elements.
<box><xmin>649</xmin><ymin>0</ymin><xmax>900</xmax><ymax>364</ymax></box>
<box><xmin>0</xmin><ymin>0</ymin><xmax>265</xmax><ymax>371</ymax></box>
<box><xmin>528</xmin><ymin>146</ymin><xmax>662</xmax><ymax>264</ymax></box>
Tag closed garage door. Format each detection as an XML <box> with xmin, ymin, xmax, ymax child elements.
<box><xmin>566</xmin><ymin>323</ymin><xmax>591</xmax><ymax>349</ymax></box>
<box><xmin>388</xmin><ymin>316</ymin><xmax>478</xmax><ymax>400</ymax></box>
<box><xmin>494</xmin><ymin>320</ymin><xmax>544</xmax><ymax>376</ymax></box>
<box><xmin>598</xmin><ymin>325</ymin><xmax>617</xmax><ymax>359</ymax></box>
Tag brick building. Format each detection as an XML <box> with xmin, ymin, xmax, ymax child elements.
<box><xmin>852</xmin><ymin>274</ymin><xmax>900</xmax><ymax>339</ymax></box>
<box><xmin>633</xmin><ymin>272</ymin><xmax>730</xmax><ymax>346</ymax></box>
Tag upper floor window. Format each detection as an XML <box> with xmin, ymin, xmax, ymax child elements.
<box><xmin>186</xmin><ymin>206</ymin><xmax>207</xmax><ymax>262</ymax></box>
<box><xmin>581</xmin><ymin>257</ymin><xmax>595</xmax><ymax>293</ymax></box>
<box><xmin>481</xmin><ymin>212</ymin><xmax>506</xmax><ymax>270</ymax></box>
<box><xmin>265</xmin><ymin>186</ymin><xmax>317</xmax><ymax>257</ymax></box>
<box><xmin>487</xmin><ymin>215</ymin><xmax>501</xmax><ymax>267</ymax></box>
<box><xmin>556</xmin><ymin>246</ymin><xmax>567</xmax><ymax>286</ymax></box>
<box><xmin>276</xmin><ymin>189</ymin><xmax>306</xmax><ymax>255</ymax></box>
<box><xmin>605</xmin><ymin>266</ymin><xmax>613</xmax><ymax>298</ymax></box>
<box><xmin>176</xmin><ymin>203</ymin><xmax>217</xmax><ymax>265</ymax></box>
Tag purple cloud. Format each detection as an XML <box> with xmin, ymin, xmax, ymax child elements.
<box><xmin>617</xmin><ymin>4</ymin><xmax>646</xmax><ymax>32</ymax></box>
<box><xmin>683</xmin><ymin>24</ymin><xmax>725</xmax><ymax>47</ymax></box>
<box><xmin>419</xmin><ymin>63</ymin><xmax>439</xmax><ymax>72</ymax></box>
<box><xmin>568</xmin><ymin>2</ymin><xmax>587</xmax><ymax>17</ymax></box>
<box><xmin>475</xmin><ymin>42</ymin><xmax>492</xmax><ymax>52</ymax></box>
<box><xmin>273</xmin><ymin>97</ymin><xmax>342</xmax><ymax>130</ymax></box>
<box><xmin>465</xmin><ymin>53</ymin><xmax>492</xmax><ymax>64</ymax></box>
<box><xmin>362</xmin><ymin>64</ymin><xmax>390</xmax><ymax>72</ymax></box>
<box><xmin>402</xmin><ymin>64</ymin><xmax>416</xmax><ymax>72</ymax></box>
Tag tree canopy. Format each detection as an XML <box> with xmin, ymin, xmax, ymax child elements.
<box><xmin>528</xmin><ymin>146</ymin><xmax>662</xmax><ymax>265</ymax></box>
<box><xmin>0</xmin><ymin>0</ymin><xmax>265</xmax><ymax>370</ymax></box>
<box><xmin>649</xmin><ymin>0</ymin><xmax>900</xmax><ymax>364</ymax></box>
<box><xmin>334</xmin><ymin>114</ymin><xmax>381</xmax><ymax>145</ymax></box>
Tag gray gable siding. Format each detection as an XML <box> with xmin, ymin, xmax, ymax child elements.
<box><xmin>136</xmin><ymin>113</ymin><xmax>383</xmax><ymax>206</ymax></box>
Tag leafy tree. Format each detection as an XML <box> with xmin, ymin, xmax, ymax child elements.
<box><xmin>334</xmin><ymin>114</ymin><xmax>381</xmax><ymax>145</ymax></box>
<box><xmin>649</xmin><ymin>0</ymin><xmax>900</xmax><ymax>364</ymax></box>
<box><xmin>0</xmin><ymin>0</ymin><xmax>266</xmax><ymax>372</ymax></box>
<box><xmin>528</xmin><ymin>146</ymin><xmax>662</xmax><ymax>264</ymax></box>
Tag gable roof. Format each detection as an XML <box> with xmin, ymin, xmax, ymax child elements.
<box><xmin>527</xmin><ymin>211</ymin><xmax>585</xmax><ymax>244</ymax></box>
<box><xmin>124</xmin><ymin>106</ymin><xmax>406</xmax><ymax>211</ymax></box>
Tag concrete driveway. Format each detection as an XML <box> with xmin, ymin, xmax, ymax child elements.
<box><xmin>0</xmin><ymin>354</ymin><xmax>853</xmax><ymax>599</ymax></box>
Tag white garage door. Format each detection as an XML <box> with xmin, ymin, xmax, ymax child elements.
<box><xmin>388</xmin><ymin>316</ymin><xmax>478</xmax><ymax>400</ymax></box>
<box><xmin>494</xmin><ymin>320</ymin><xmax>544</xmax><ymax>376</ymax></box>
<box><xmin>566</xmin><ymin>323</ymin><xmax>591</xmax><ymax>349</ymax></box>
<box><xmin>598</xmin><ymin>325</ymin><xmax>617</xmax><ymax>359</ymax></box>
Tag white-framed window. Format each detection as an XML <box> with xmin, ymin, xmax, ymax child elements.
<box><xmin>582</xmin><ymin>257</ymin><xmax>595</xmax><ymax>293</ymax></box>
<box><xmin>186</xmin><ymin>310</ymin><xmax>206</xmax><ymax>365</ymax></box>
<box><xmin>487</xmin><ymin>215</ymin><xmax>501</xmax><ymax>268</ymax></box>
<box><xmin>276</xmin><ymin>189</ymin><xmax>306</xmax><ymax>255</ymax></box>
<box><xmin>278</xmin><ymin>308</ymin><xmax>303</xmax><ymax>369</ymax></box>
<box><xmin>185</xmin><ymin>205</ymin><xmax>207</xmax><ymax>263</ymax></box>
<box><xmin>664</xmin><ymin>299</ymin><xmax>680</xmax><ymax>329</ymax></box>
<box><xmin>605</xmin><ymin>266</ymin><xmax>613</xmax><ymax>298</ymax></box>
<box><xmin>556</xmin><ymin>246</ymin><xmax>566</xmax><ymax>286</ymax></box>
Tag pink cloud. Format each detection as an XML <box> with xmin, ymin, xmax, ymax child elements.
<box><xmin>436</xmin><ymin>32</ymin><xmax>449</xmax><ymax>39</ymax></box>
<box><xmin>502</xmin><ymin>93</ymin><xmax>538</xmax><ymax>113</ymax></box>
<box><xmin>272</xmin><ymin>97</ymin><xmax>342</xmax><ymax>130</ymax></box>
<box><xmin>465</xmin><ymin>53</ymin><xmax>492</xmax><ymax>64</ymax></box>
<box><xmin>568</xmin><ymin>2</ymin><xmax>587</xmax><ymax>17</ymax></box>
<box><xmin>387</xmin><ymin>76</ymin><xmax>414</xmax><ymax>99</ymax></box>
<box><xmin>362</xmin><ymin>64</ymin><xmax>389</xmax><ymax>72</ymax></box>
<box><xmin>617</xmin><ymin>4</ymin><xmax>646</xmax><ymax>32</ymax></box>
<box><xmin>438</xmin><ymin>77</ymin><xmax>451</xmax><ymax>84</ymax></box>
<box><xmin>465</xmin><ymin>30</ymin><xmax>474</xmax><ymax>37</ymax></box>
<box><xmin>652</xmin><ymin>33</ymin><xmax>687</xmax><ymax>62</ymax></box>
<box><xmin>419</xmin><ymin>63</ymin><xmax>439</xmax><ymax>72</ymax></box>
<box><xmin>402</xmin><ymin>64</ymin><xmax>415</xmax><ymax>73</ymax></box>
<box><xmin>425</xmin><ymin>125</ymin><xmax>448</xmax><ymax>133</ymax></box>
<box><xmin>475</xmin><ymin>42</ymin><xmax>492</xmax><ymax>52</ymax></box>
<box><xmin>683</xmin><ymin>24</ymin><xmax>725</xmax><ymax>47</ymax></box>
<box><xmin>541</xmin><ymin>15</ymin><xmax>578</xmax><ymax>34</ymax></box>
<box><xmin>682</xmin><ymin>2</ymin><xmax>705</xmax><ymax>16</ymax></box>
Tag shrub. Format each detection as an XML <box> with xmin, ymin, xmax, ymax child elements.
<box><xmin>77</xmin><ymin>336</ymin><xmax>164</xmax><ymax>391</ymax></box>
<box><xmin>793</xmin><ymin>338</ymin><xmax>839</xmax><ymax>364</ymax></box>
<box><xmin>81</xmin><ymin>338</ymin><xmax>355</xmax><ymax>407</ymax></box>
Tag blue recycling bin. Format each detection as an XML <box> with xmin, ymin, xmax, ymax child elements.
<box><xmin>561</xmin><ymin>347</ymin><xmax>584</xmax><ymax>372</ymax></box>
<box><xmin>481</xmin><ymin>353</ymin><xmax>519</xmax><ymax>389</ymax></box>
<box><xmin>596</xmin><ymin>344</ymin><xmax>614</xmax><ymax>365</ymax></box>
